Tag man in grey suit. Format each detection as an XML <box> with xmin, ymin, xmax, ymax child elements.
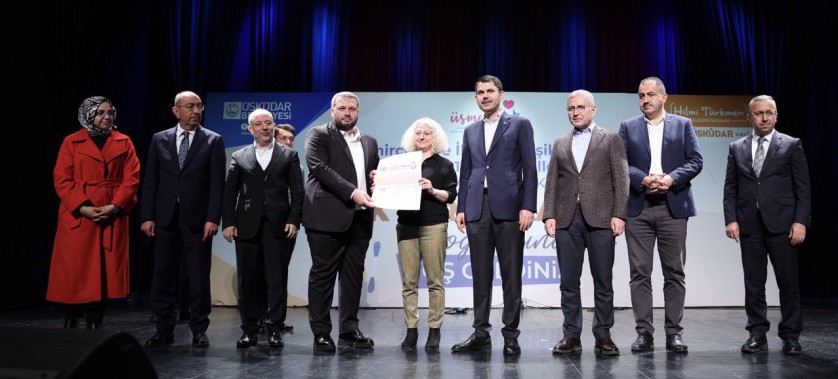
<box><xmin>723</xmin><ymin>95</ymin><xmax>810</xmax><ymax>355</ymax></box>
<box><xmin>543</xmin><ymin>90</ymin><xmax>628</xmax><ymax>356</ymax></box>
<box><xmin>619</xmin><ymin>77</ymin><xmax>702</xmax><ymax>353</ymax></box>
<box><xmin>222</xmin><ymin>109</ymin><xmax>304</xmax><ymax>349</ymax></box>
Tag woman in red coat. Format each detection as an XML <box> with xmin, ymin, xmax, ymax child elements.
<box><xmin>48</xmin><ymin>96</ymin><xmax>140</xmax><ymax>329</ymax></box>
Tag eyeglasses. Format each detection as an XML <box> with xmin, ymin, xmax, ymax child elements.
<box><xmin>749</xmin><ymin>110</ymin><xmax>777</xmax><ymax>117</ymax></box>
<box><xmin>177</xmin><ymin>103</ymin><xmax>205</xmax><ymax>112</ymax></box>
<box><xmin>567</xmin><ymin>105</ymin><xmax>592</xmax><ymax>113</ymax></box>
<box><xmin>95</xmin><ymin>110</ymin><xmax>116</xmax><ymax>116</ymax></box>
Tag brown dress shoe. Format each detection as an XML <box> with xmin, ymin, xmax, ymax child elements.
<box><xmin>594</xmin><ymin>337</ymin><xmax>620</xmax><ymax>356</ymax></box>
<box><xmin>552</xmin><ymin>337</ymin><xmax>582</xmax><ymax>354</ymax></box>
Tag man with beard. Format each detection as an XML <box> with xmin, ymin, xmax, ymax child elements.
<box><xmin>303</xmin><ymin>92</ymin><xmax>380</xmax><ymax>351</ymax></box>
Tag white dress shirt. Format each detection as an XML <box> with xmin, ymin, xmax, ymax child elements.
<box><xmin>751</xmin><ymin>129</ymin><xmax>775</xmax><ymax>161</ymax></box>
<box><xmin>645</xmin><ymin>113</ymin><xmax>666</xmax><ymax>174</ymax></box>
<box><xmin>483</xmin><ymin>109</ymin><xmax>504</xmax><ymax>188</ymax></box>
<box><xmin>254</xmin><ymin>140</ymin><xmax>275</xmax><ymax>171</ymax></box>
<box><xmin>343</xmin><ymin>128</ymin><xmax>367</xmax><ymax>208</ymax></box>
<box><xmin>176</xmin><ymin>125</ymin><xmax>195</xmax><ymax>153</ymax></box>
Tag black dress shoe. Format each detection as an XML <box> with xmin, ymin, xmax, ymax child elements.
<box><xmin>451</xmin><ymin>331</ymin><xmax>491</xmax><ymax>352</ymax></box>
<box><xmin>552</xmin><ymin>337</ymin><xmax>582</xmax><ymax>354</ymax></box>
<box><xmin>236</xmin><ymin>333</ymin><xmax>258</xmax><ymax>348</ymax></box>
<box><xmin>86</xmin><ymin>322</ymin><xmax>102</xmax><ymax>330</ymax></box>
<box><xmin>631</xmin><ymin>331</ymin><xmax>654</xmax><ymax>352</ymax></box>
<box><xmin>144</xmin><ymin>333</ymin><xmax>174</xmax><ymax>348</ymax></box>
<box><xmin>192</xmin><ymin>332</ymin><xmax>210</xmax><ymax>347</ymax></box>
<box><xmin>666</xmin><ymin>334</ymin><xmax>688</xmax><ymax>353</ymax></box>
<box><xmin>313</xmin><ymin>334</ymin><xmax>336</xmax><ymax>352</ymax></box>
<box><xmin>594</xmin><ymin>337</ymin><xmax>620</xmax><ymax>356</ymax></box>
<box><xmin>425</xmin><ymin>328</ymin><xmax>440</xmax><ymax>350</ymax></box>
<box><xmin>782</xmin><ymin>338</ymin><xmax>802</xmax><ymax>355</ymax></box>
<box><xmin>741</xmin><ymin>335</ymin><xmax>768</xmax><ymax>354</ymax></box>
<box><xmin>503</xmin><ymin>337</ymin><xmax>521</xmax><ymax>355</ymax></box>
<box><xmin>63</xmin><ymin>319</ymin><xmax>79</xmax><ymax>329</ymax></box>
<box><xmin>401</xmin><ymin>328</ymin><xmax>418</xmax><ymax>349</ymax></box>
<box><xmin>269</xmin><ymin>331</ymin><xmax>284</xmax><ymax>348</ymax></box>
<box><xmin>281</xmin><ymin>324</ymin><xmax>294</xmax><ymax>334</ymax></box>
<box><xmin>339</xmin><ymin>330</ymin><xmax>374</xmax><ymax>348</ymax></box>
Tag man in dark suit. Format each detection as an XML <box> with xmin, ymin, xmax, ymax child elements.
<box><xmin>619</xmin><ymin>77</ymin><xmax>702</xmax><ymax>353</ymax></box>
<box><xmin>222</xmin><ymin>109</ymin><xmax>304</xmax><ymax>349</ymax></box>
<box><xmin>303</xmin><ymin>92</ymin><xmax>380</xmax><ymax>351</ymax></box>
<box><xmin>543</xmin><ymin>90</ymin><xmax>629</xmax><ymax>356</ymax></box>
<box><xmin>141</xmin><ymin>91</ymin><xmax>227</xmax><ymax>348</ymax></box>
<box><xmin>723</xmin><ymin>95</ymin><xmax>810</xmax><ymax>355</ymax></box>
<box><xmin>451</xmin><ymin>75</ymin><xmax>537</xmax><ymax>356</ymax></box>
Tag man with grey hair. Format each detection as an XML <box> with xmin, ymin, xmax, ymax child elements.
<box><xmin>619</xmin><ymin>77</ymin><xmax>702</xmax><ymax>353</ymax></box>
<box><xmin>142</xmin><ymin>91</ymin><xmax>226</xmax><ymax>348</ymax></box>
<box><xmin>221</xmin><ymin>109</ymin><xmax>303</xmax><ymax>348</ymax></box>
<box><xmin>303</xmin><ymin>91</ymin><xmax>380</xmax><ymax>351</ymax></box>
<box><xmin>723</xmin><ymin>95</ymin><xmax>810</xmax><ymax>355</ymax></box>
<box><xmin>543</xmin><ymin>90</ymin><xmax>628</xmax><ymax>355</ymax></box>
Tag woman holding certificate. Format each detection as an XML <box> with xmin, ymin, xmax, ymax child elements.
<box><xmin>394</xmin><ymin>117</ymin><xmax>457</xmax><ymax>351</ymax></box>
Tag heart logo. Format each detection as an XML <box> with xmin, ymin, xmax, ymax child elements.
<box><xmin>503</xmin><ymin>100</ymin><xmax>515</xmax><ymax>109</ymax></box>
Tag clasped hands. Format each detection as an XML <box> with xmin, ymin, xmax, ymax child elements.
<box><xmin>79</xmin><ymin>204</ymin><xmax>118</xmax><ymax>225</ymax></box>
<box><xmin>643</xmin><ymin>173</ymin><xmax>674</xmax><ymax>194</ymax></box>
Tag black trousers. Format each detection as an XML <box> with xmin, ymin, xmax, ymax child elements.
<box><xmin>556</xmin><ymin>210</ymin><xmax>616</xmax><ymax>340</ymax></box>
<box><xmin>257</xmin><ymin>236</ymin><xmax>296</xmax><ymax>321</ymax></box>
<box><xmin>740</xmin><ymin>211</ymin><xmax>802</xmax><ymax>338</ymax></box>
<box><xmin>150</xmin><ymin>208</ymin><xmax>213</xmax><ymax>336</ymax></box>
<box><xmin>236</xmin><ymin>218</ymin><xmax>293</xmax><ymax>334</ymax></box>
<box><xmin>465</xmin><ymin>193</ymin><xmax>524</xmax><ymax>339</ymax></box>
<box><xmin>306</xmin><ymin>211</ymin><xmax>372</xmax><ymax>336</ymax></box>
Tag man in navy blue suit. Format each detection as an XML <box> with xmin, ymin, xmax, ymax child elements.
<box><xmin>451</xmin><ymin>75</ymin><xmax>537</xmax><ymax>356</ymax></box>
<box><xmin>724</xmin><ymin>95</ymin><xmax>810</xmax><ymax>355</ymax></box>
<box><xmin>619</xmin><ymin>77</ymin><xmax>702</xmax><ymax>354</ymax></box>
<box><xmin>141</xmin><ymin>91</ymin><xmax>227</xmax><ymax>348</ymax></box>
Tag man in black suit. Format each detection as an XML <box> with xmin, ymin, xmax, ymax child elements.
<box><xmin>724</xmin><ymin>95</ymin><xmax>811</xmax><ymax>355</ymax></box>
<box><xmin>303</xmin><ymin>91</ymin><xmax>379</xmax><ymax>351</ymax></box>
<box><xmin>222</xmin><ymin>109</ymin><xmax>303</xmax><ymax>348</ymax></box>
<box><xmin>141</xmin><ymin>91</ymin><xmax>226</xmax><ymax>348</ymax></box>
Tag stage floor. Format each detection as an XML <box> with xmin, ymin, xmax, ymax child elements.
<box><xmin>2</xmin><ymin>304</ymin><xmax>837</xmax><ymax>378</ymax></box>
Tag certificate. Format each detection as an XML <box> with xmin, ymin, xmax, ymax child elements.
<box><xmin>372</xmin><ymin>151</ymin><xmax>422</xmax><ymax>210</ymax></box>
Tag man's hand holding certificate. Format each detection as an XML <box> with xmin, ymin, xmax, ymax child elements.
<box><xmin>371</xmin><ymin>151</ymin><xmax>422</xmax><ymax>210</ymax></box>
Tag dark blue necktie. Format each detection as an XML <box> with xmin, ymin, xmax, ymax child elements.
<box><xmin>178</xmin><ymin>131</ymin><xmax>190</xmax><ymax>169</ymax></box>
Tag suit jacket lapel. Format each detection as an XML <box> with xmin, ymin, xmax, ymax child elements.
<box><xmin>761</xmin><ymin>133</ymin><xmax>782</xmax><ymax>177</ymax></box>
<box><xmin>101</xmin><ymin>132</ymin><xmax>128</xmax><ymax>164</ymax></box>
<box><xmin>263</xmin><ymin>143</ymin><xmax>280</xmax><ymax>179</ymax></box>
<box><xmin>246</xmin><ymin>145</ymin><xmax>264</xmax><ymax>178</ymax></box>
<box><xmin>167</xmin><ymin>127</ymin><xmax>180</xmax><ymax>172</ymax></box>
<box><xmin>329</xmin><ymin>123</ymin><xmax>354</xmax><ymax>162</ymax></box>
<box><xmin>476</xmin><ymin>120</ymin><xmax>487</xmax><ymax>160</ymax></box>
<box><xmin>741</xmin><ymin>135</ymin><xmax>755</xmax><ymax>177</ymax></box>
<box><xmin>487</xmin><ymin>113</ymin><xmax>509</xmax><ymax>156</ymax></box>
<box><xmin>182</xmin><ymin>126</ymin><xmax>205</xmax><ymax>170</ymax></box>
<box><xmin>636</xmin><ymin>117</ymin><xmax>651</xmax><ymax>158</ymax></box>
<box><xmin>662</xmin><ymin>115</ymin><xmax>674</xmax><ymax>154</ymax></box>
<box><xmin>361</xmin><ymin>135</ymin><xmax>375</xmax><ymax>173</ymax></box>
<box><xmin>561</xmin><ymin>132</ymin><xmax>577</xmax><ymax>173</ymax></box>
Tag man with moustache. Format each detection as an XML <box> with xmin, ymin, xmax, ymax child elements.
<box><xmin>142</xmin><ymin>91</ymin><xmax>226</xmax><ymax>348</ymax></box>
<box><xmin>222</xmin><ymin>109</ymin><xmax>303</xmax><ymax>348</ymax></box>
<box><xmin>724</xmin><ymin>95</ymin><xmax>810</xmax><ymax>355</ymax></box>
<box><xmin>543</xmin><ymin>90</ymin><xmax>628</xmax><ymax>356</ymax></box>
<box><xmin>619</xmin><ymin>77</ymin><xmax>702</xmax><ymax>353</ymax></box>
<box><xmin>452</xmin><ymin>75</ymin><xmax>537</xmax><ymax>356</ymax></box>
<box><xmin>303</xmin><ymin>92</ymin><xmax>380</xmax><ymax>351</ymax></box>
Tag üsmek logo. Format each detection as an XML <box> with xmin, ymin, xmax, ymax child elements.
<box><xmin>223</xmin><ymin>102</ymin><xmax>242</xmax><ymax>119</ymax></box>
<box><xmin>503</xmin><ymin>99</ymin><xmax>521</xmax><ymax>116</ymax></box>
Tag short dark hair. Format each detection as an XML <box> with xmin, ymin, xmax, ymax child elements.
<box><xmin>475</xmin><ymin>75</ymin><xmax>503</xmax><ymax>92</ymax></box>
<box><xmin>276</xmin><ymin>124</ymin><xmax>295</xmax><ymax>135</ymax></box>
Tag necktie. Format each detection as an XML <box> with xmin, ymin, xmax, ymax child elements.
<box><xmin>178</xmin><ymin>131</ymin><xmax>190</xmax><ymax>169</ymax></box>
<box><xmin>753</xmin><ymin>136</ymin><xmax>765</xmax><ymax>177</ymax></box>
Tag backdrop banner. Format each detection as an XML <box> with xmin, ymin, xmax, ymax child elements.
<box><xmin>206</xmin><ymin>92</ymin><xmax>773</xmax><ymax>308</ymax></box>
